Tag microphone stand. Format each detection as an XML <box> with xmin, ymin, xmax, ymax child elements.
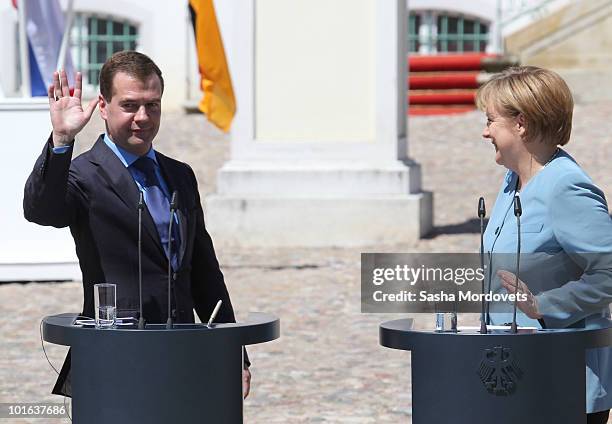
<box><xmin>166</xmin><ymin>191</ymin><xmax>178</xmax><ymax>329</ymax></box>
<box><xmin>478</xmin><ymin>197</ymin><xmax>487</xmax><ymax>334</ymax></box>
<box><xmin>510</xmin><ymin>195</ymin><xmax>522</xmax><ymax>334</ymax></box>
<box><xmin>137</xmin><ymin>192</ymin><xmax>146</xmax><ymax>330</ymax></box>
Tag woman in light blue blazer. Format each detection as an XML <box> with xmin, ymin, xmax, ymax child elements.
<box><xmin>477</xmin><ymin>66</ymin><xmax>612</xmax><ymax>424</ymax></box>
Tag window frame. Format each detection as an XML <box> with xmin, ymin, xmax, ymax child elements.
<box><xmin>408</xmin><ymin>10</ymin><xmax>490</xmax><ymax>54</ymax></box>
<box><xmin>70</xmin><ymin>13</ymin><xmax>139</xmax><ymax>94</ymax></box>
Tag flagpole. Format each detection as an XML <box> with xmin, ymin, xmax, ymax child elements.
<box><xmin>17</xmin><ymin>0</ymin><xmax>31</xmax><ymax>97</ymax></box>
<box><xmin>57</xmin><ymin>0</ymin><xmax>75</xmax><ymax>71</ymax></box>
<box><xmin>185</xmin><ymin>5</ymin><xmax>191</xmax><ymax>102</ymax></box>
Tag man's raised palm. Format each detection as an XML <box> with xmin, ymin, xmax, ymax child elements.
<box><xmin>49</xmin><ymin>69</ymin><xmax>98</xmax><ymax>147</ymax></box>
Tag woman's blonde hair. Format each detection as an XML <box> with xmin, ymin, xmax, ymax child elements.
<box><xmin>476</xmin><ymin>66</ymin><xmax>573</xmax><ymax>146</ymax></box>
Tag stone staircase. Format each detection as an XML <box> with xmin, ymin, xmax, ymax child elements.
<box><xmin>505</xmin><ymin>0</ymin><xmax>612</xmax><ymax>65</ymax></box>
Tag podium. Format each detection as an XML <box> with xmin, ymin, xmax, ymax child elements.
<box><xmin>43</xmin><ymin>313</ymin><xmax>280</xmax><ymax>424</ymax></box>
<box><xmin>380</xmin><ymin>319</ymin><xmax>612</xmax><ymax>424</ymax></box>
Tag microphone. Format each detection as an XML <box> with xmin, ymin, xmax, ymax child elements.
<box><xmin>137</xmin><ymin>192</ymin><xmax>145</xmax><ymax>330</ymax></box>
<box><xmin>513</xmin><ymin>194</ymin><xmax>522</xmax><ymax>217</ymax></box>
<box><xmin>510</xmin><ymin>194</ymin><xmax>522</xmax><ymax>334</ymax></box>
<box><xmin>166</xmin><ymin>191</ymin><xmax>179</xmax><ymax>329</ymax></box>
<box><xmin>478</xmin><ymin>197</ymin><xmax>487</xmax><ymax>334</ymax></box>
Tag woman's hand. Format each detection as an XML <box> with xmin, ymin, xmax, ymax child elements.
<box><xmin>497</xmin><ymin>270</ymin><xmax>543</xmax><ymax>319</ymax></box>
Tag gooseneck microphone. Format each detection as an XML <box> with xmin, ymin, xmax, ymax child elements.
<box><xmin>137</xmin><ymin>192</ymin><xmax>146</xmax><ymax>330</ymax></box>
<box><xmin>166</xmin><ymin>191</ymin><xmax>179</xmax><ymax>329</ymax></box>
<box><xmin>478</xmin><ymin>197</ymin><xmax>488</xmax><ymax>334</ymax></box>
<box><xmin>510</xmin><ymin>194</ymin><xmax>522</xmax><ymax>334</ymax></box>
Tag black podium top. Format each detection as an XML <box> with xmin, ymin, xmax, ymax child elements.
<box><xmin>43</xmin><ymin>312</ymin><xmax>280</xmax><ymax>347</ymax></box>
<box><xmin>380</xmin><ymin>318</ymin><xmax>612</xmax><ymax>351</ymax></box>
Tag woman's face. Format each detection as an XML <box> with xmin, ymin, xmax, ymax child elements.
<box><xmin>482</xmin><ymin>105</ymin><xmax>525</xmax><ymax>169</ymax></box>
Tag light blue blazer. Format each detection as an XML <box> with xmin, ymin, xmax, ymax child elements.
<box><xmin>484</xmin><ymin>149</ymin><xmax>612</xmax><ymax>413</ymax></box>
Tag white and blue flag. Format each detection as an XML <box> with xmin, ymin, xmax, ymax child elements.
<box><xmin>24</xmin><ymin>0</ymin><xmax>75</xmax><ymax>96</ymax></box>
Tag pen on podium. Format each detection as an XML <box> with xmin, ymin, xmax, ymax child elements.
<box><xmin>207</xmin><ymin>300</ymin><xmax>223</xmax><ymax>328</ymax></box>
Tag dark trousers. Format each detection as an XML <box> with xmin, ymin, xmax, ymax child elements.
<box><xmin>587</xmin><ymin>409</ymin><xmax>610</xmax><ymax>424</ymax></box>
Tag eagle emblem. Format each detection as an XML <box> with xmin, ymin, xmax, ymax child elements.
<box><xmin>477</xmin><ymin>346</ymin><xmax>522</xmax><ymax>395</ymax></box>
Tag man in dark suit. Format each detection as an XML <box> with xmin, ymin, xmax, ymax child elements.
<box><xmin>23</xmin><ymin>51</ymin><xmax>250</xmax><ymax>398</ymax></box>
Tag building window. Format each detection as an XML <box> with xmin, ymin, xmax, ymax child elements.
<box><xmin>408</xmin><ymin>13</ymin><xmax>421</xmax><ymax>53</ymax></box>
<box><xmin>409</xmin><ymin>11</ymin><xmax>489</xmax><ymax>54</ymax></box>
<box><xmin>70</xmin><ymin>14</ymin><xmax>138</xmax><ymax>90</ymax></box>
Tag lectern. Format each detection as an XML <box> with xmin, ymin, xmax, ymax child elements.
<box><xmin>43</xmin><ymin>313</ymin><xmax>280</xmax><ymax>424</ymax></box>
<box><xmin>380</xmin><ymin>319</ymin><xmax>612</xmax><ymax>424</ymax></box>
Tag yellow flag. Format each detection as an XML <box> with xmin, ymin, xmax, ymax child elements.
<box><xmin>189</xmin><ymin>0</ymin><xmax>236</xmax><ymax>132</ymax></box>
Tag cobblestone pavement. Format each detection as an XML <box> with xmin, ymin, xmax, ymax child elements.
<box><xmin>2</xmin><ymin>104</ymin><xmax>611</xmax><ymax>423</ymax></box>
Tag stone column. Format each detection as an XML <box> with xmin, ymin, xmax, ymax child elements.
<box><xmin>207</xmin><ymin>0</ymin><xmax>432</xmax><ymax>246</ymax></box>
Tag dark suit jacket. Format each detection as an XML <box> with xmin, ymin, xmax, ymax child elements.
<box><xmin>24</xmin><ymin>135</ymin><xmax>244</xmax><ymax>396</ymax></box>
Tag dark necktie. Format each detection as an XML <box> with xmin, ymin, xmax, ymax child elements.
<box><xmin>131</xmin><ymin>156</ymin><xmax>180</xmax><ymax>270</ymax></box>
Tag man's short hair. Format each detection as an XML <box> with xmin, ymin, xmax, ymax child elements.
<box><xmin>99</xmin><ymin>51</ymin><xmax>164</xmax><ymax>100</ymax></box>
<box><xmin>476</xmin><ymin>66</ymin><xmax>574</xmax><ymax>146</ymax></box>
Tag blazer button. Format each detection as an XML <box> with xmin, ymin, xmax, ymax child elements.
<box><xmin>172</xmin><ymin>272</ymin><xmax>178</xmax><ymax>281</ymax></box>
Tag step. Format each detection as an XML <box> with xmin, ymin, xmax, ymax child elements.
<box><xmin>408</xmin><ymin>90</ymin><xmax>476</xmax><ymax>105</ymax></box>
<box><xmin>409</xmin><ymin>105</ymin><xmax>476</xmax><ymax>116</ymax></box>
<box><xmin>409</xmin><ymin>54</ymin><xmax>494</xmax><ymax>72</ymax></box>
<box><xmin>408</xmin><ymin>54</ymin><xmax>518</xmax><ymax>73</ymax></box>
<box><xmin>409</xmin><ymin>72</ymin><xmax>492</xmax><ymax>90</ymax></box>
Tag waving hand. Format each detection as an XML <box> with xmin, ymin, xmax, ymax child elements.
<box><xmin>48</xmin><ymin>70</ymin><xmax>98</xmax><ymax>147</ymax></box>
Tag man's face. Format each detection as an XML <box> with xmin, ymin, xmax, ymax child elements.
<box><xmin>99</xmin><ymin>72</ymin><xmax>162</xmax><ymax>156</ymax></box>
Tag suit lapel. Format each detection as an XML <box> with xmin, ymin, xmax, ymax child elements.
<box><xmin>88</xmin><ymin>137</ymin><xmax>166</xmax><ymax>259</ymax></box>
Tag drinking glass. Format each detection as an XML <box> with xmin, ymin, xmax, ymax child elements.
<box><xmin>94</xmin><ymin>283</ymin><xmax>116</xmax><ymax>328</ymax></box>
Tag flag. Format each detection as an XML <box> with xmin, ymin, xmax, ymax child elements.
<box><xmin>188</xmin><ymin>0</ymin><xmax>236</xmax><ymax>132</ymax></box>
<box><xmin>22</xmin><ymin>0</ymin><xmax>75</xmax><ymax>96</ymax></box>
<box><xmin>27</xmin><ymin>40</ymin><xmax>46</xmax><ymax>96</ymax></box>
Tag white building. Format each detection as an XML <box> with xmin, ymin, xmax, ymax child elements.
<box><xmin>0</xmin><ymin>0</ymin><xmax>586</xmax><ymax>106</ymax></box>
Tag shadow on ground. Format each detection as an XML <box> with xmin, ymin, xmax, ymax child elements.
<box><xmin>424</xmin><ymin>218</ymin><xmax>489</xmax><ymax>238</ymax></box>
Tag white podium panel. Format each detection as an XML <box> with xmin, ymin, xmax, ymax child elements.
<box><xmin>0</xmin><ymin>99</ymin><xmax>79</xmax><ymax>281</ymax></box>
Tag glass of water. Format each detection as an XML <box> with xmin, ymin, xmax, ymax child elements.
<box><xmin>94</xmin><ymin>283</ymin><xmax>116</xmax><ymax>328</ymax></box>
<box><xmin>435</xmin><ymin>312</ymin><xmax>457</xmax><ymax>332</ymax></box>
<box><xmin>434</xmin><ymin>301</ymin><xmax>458</xmax><ymax>332</ymax></box>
